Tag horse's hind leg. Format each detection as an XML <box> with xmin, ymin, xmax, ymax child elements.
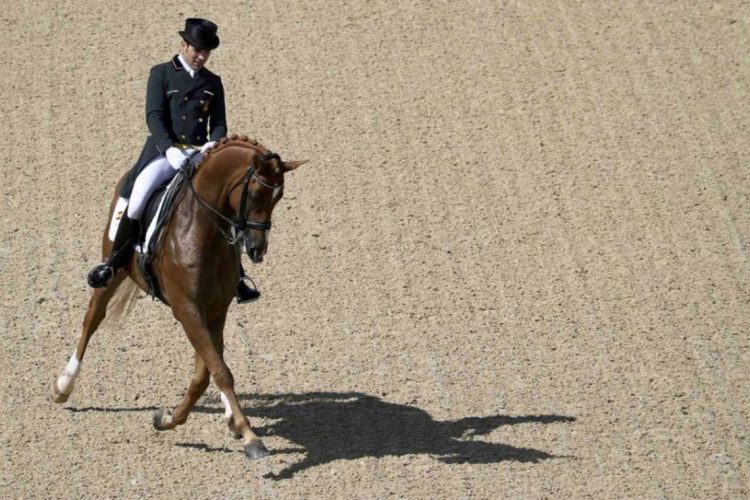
<box><xmin>153</xmin><ymin>314</ymin><xmax>227</xmax><ymax>430</ymax></box>
<box><xmin>152</xmin><ymin>351</ymin><xmax>209</xmax><ymax>430</ymax></box>
<box><xmin>51</xmin><ymin>273</ymin><xmax>126</xmax><ymax>403</ymax></box>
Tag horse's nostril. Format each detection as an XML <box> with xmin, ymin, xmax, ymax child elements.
<box><xmin>247</xmin><ymin>247</ymin><xmax>264</xmax><ymax>263</ymax></box>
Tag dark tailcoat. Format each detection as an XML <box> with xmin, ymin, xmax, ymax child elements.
<box><xmin>121</xmin><ymin>55</ymin><xmax>227</xmax><ymax>197</ymax></box>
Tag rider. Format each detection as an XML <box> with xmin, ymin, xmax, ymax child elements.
<box><xmin>87</xmin><ymin>18</ymin><xmax>260</xmax><ymax>303</ymax></box>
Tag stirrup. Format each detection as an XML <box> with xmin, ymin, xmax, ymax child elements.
<box><xmin>86</xmin><ymin>222</ymin><xmax>135</xmax><ymax>289</ymax></box>
<box><xmin>236</xmin><ymin>276</ymin><xmax>261</xmax><ymax>304</ymax></box>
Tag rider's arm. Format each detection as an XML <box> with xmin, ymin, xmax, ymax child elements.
<box><xmin>145</xmin><ymin>65</ymin><xmax>176</xmax><ymax>154</ymax></box>
<box><xmin>209</xmin><ymin>77</ymin><xmax>227</xmax><ymax>141</ymax></box>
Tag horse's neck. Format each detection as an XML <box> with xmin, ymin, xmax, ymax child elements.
<box><xmin>170</xmin><ymin>166</ymin><xmax>239</xmax><ymax>264</ymax></box>
<box><xmin>192</xmin><ymin>148</ymin><xmax>251</xmax><ymax>208</ymax></box>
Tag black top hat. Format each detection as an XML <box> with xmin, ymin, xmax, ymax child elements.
<box><xmin>179</xmin><ymin>18</ymin><xmax>220</xmax><ymax>50</ymax></box>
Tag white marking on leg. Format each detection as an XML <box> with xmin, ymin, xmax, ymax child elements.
<box><xmin>220</xmin><ymin>391</ymin><xmax>232</xmax><ymax>419</ymax></box>
<box><xmin>56</xmin><ymin>351</ymin><xmax>81</xmax><ymax>395</ymax></box>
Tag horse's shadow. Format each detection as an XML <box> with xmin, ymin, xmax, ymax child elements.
<box><xmin>68</xmin><ymin>391</ymin><xmax>575</xmax><ymax>479</ymax></box>
<box><xmin>192</xmin><ymin>391</ymin><xmax>576</xmax><ymax>480</ymax></box>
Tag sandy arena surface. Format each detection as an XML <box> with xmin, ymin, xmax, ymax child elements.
<box><xmin>2</xmin><ymin>0</ymin><xmax>749</xmax><ymax>498</ymax></box>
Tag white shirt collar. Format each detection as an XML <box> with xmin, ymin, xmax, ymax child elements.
<box><xmin>177</xmin><ymin>54</ymin><xmax>195</xmax><ymax>78</ymax></box>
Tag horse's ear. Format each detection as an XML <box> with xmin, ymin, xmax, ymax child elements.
<box><xmin>282</xmin><ymin>160</ymin><xmax>309</xmax><ymax>172</ymax></box>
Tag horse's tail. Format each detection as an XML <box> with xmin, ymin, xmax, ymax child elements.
<box><xmin>106</xmin><ymin>278</ymin><xmax>139</xmax><ymax>323</ymax></box>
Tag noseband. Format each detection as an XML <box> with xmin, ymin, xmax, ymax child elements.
<box><xmin>183</xmin><ymin>152</ymin><xmax>283</xmax><ymax>246</ymax></box>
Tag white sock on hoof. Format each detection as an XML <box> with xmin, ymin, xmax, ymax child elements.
<box><xmin>57</xmin><ymin>352</ymin><xmax>81</xmax><ymax>394</ymax></box>
<box><xmin>220</xmin><ymin>392</ymin><xmax>232</xmax><ymax>419</ymax></box>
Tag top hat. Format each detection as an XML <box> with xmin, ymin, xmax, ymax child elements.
<box><xmin>179</xmin><ymin>18</ymin><xmax>220</xmax><ymax>50</ymax></box>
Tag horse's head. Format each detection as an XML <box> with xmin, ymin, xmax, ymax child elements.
<box><xmin>229</xmin><ymin>150</ymin><xmax>306</xmax><ymax>263</ymax></box>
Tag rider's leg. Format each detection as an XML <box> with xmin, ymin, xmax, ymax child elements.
<box><xmin>127</xmin><ymin>156</ymin><xmax>176</xmax><ymax>220</ymax></box>
<box><xmin>87</xmin><ymin>156</ymin><xmax>175</xmax><ymax>288</ymax></box>
<box><xmin>236</xmin><ymin>263</ymin><xmax>261</xmax><ymax>304</ymax></box>
<box><xmin>87</xmin><ymin>211</ymin><xmax>137</xmax><ymax>288</ymax></box>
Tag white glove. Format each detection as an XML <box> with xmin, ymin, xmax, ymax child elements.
<box><xmin>200</xmin><ymin>141</ymin><xmax>217</xmax><ymax>153</ymax></box>
<box><xmin>165</xmin><ymin>146</ymin><xmax>188</xmax><ymax>170</ymax></box>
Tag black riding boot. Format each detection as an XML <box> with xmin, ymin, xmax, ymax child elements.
<box><xmin>236</xmin><ymin>265</ymin><xmax>261</xmax><ymax>304</ymax></box>
<box><xmin>87</xmin><ymin>213</ymin><xmax>136</xmax><ymax>288</ymax></box>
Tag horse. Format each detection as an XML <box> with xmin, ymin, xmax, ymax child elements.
<box><xmin>51</xmin><ymin>135</ymin><xmax>306</xmax><ymax>459</ymax></box>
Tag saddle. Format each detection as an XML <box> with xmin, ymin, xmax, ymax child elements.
<box><xmin>134</xmin><ymin>168</ymin><xmax>191</xmax><ymax>304</ymax></box>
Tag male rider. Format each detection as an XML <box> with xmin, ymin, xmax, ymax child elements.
<box><xmin>87</xmin><ymin>18</ymin><xmax>260</xmax><ymax>303</ymax></box>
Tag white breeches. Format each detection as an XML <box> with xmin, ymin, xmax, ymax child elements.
<box><xmin>127</xmin><ymin>149</ymin><xmax>196</xmax><ymax>219</ymax></box>
<box><xmin>128</xmin><ymin>156</ymin><xmax>176</xmax><ymax>219</ymax></box>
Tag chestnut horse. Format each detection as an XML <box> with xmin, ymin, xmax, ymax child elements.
<box><xmin>51</xmin><ymin>135</ymin><xmax>306</xmax><ymax>459</ymax></box>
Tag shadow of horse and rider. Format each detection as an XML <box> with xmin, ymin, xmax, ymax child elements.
<box><xmin>69</xmin><ymin>391</ymin><xmax>575</xmax><ymax>479</ymax></box>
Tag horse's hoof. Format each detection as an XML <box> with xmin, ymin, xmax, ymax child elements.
<box><xmin>50</xmin><ymin>380</ymin><xmax>69</xmax><ymax>404</ymax></box>
<box><xmin>153</xmin><ymin>408</ymin><xmax>174</xmax><ymax>431</ymax></box>
<box><xmin>244</xmin><ymin>440</ymin><xmax>270</xmax><ymax>460</ymax></box>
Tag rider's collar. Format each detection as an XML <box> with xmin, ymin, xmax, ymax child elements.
<box><xmin>177</xmin><ymin>54</ymin><xmax>196</xmax><ymax>78</ymax></box>
<box><xmin>171</xmin><ymin>55</ymin><xmax>183</xmax><ymax>71</ymax></box>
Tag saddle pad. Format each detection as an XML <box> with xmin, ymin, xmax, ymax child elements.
<box><xmin>108</xmin><ymin>197</ymin><xmax>130</xmax><ymax>242</ymax></box>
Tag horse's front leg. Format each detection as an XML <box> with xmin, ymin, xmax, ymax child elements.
<box><xmin>166</xmin><ymin>305</ymin><xmax>269</xmax><ymax>459</ymax></box>
<box><xmin>51</xmin><ymin>273</ymin><xmax>127</xmax><ymax>403</ymax></box>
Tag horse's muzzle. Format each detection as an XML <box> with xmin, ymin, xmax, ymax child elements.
<box><xmin>247</xmin><ymin>246</ymin><xmax>264</xmax><ymax>263</ymax></box>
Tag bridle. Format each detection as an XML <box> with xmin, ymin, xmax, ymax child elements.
<box><xmin>182</xmin><ymin>151</ymin><xmax>283</xmax><ymax>246</ymax></box>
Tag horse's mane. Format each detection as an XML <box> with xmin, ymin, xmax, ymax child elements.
<box><xmin>196</xmin><ymin>134</ymin><xmax>269</xmax><ymax>169</ymax></box>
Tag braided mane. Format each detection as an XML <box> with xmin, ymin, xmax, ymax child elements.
<box><xmin>192</xmin><ymin>134</ymin><xmax>269</xmax><ymax>171</ymax></box>
<box><xmin>197</xmin><ymin>134</ymin><xmax>283</xmax><ymax>180</ymax></box>
<box><xmin>215</xmin><ymin>134</ymin><xmax>267</xmax><ymax>154</ymax></box>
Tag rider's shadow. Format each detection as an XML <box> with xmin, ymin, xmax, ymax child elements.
<box><xmin>194</xmin><ymin>391</ymin><xmax>576</xmax><ymax>480</ymax></box>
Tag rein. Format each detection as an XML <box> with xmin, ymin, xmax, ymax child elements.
<box><xmin>182</xmin><ymin>151</ymin><xmax>283</xmax><ymax>246</ymax></box>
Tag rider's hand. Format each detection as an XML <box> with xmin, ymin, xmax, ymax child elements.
<box><xmin>165</xmin><ymin>146</ymin><xmax>188</xmax><ymax>170</ymax></box>
<box><xmin>200</xmin><ymin>141</ymin><xmax>217</xmax><ymax>154</ymax></box>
